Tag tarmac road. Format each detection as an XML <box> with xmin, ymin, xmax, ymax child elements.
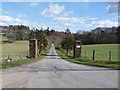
<box><xmin>1</xmin><ymin>44</ymin><xmax>119</xmax><ymax>88</ymax></box>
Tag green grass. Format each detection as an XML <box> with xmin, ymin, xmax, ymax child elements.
<box><xmin>0</xmin><ymin>35</ymin><xmax>8</xmax><ymax>42</ymax></box>
<box><xmin>82</xmin><ymin>44</ymin><xmax>118</xmax><ymax>61</ymax></box>
<box><xmin>56</xmin><ymin>44</ymin><xmax>119</xmax><ymax>70</ymax></box>
<box><xmin>1</xmin><ymin>56</ymin><xmax>44</xmax><ymax>69</ymax></box>
<box><xmin>1</xmin><ymin>35</ymin><xmax>29</xmax><ymax>59</ymax></box>
<box><xmin>2</xmin><ymin>41</ymin><xmax>29</xmax><ymax>59</ymax></box>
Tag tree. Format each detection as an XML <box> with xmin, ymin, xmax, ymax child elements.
<box><xmin>61</xmin><ymin>28</ymin><xmax>74</xmax><ymax>55</ymax></box>
<box><xmin>29</xmin><ymin>30</ymin><xmax>35</xmax><ymax>39</ymax></box>
<box><xmin>36</xmin><ymin>29</ymin><xmax>48</xmax><ymax>54</ymax></box>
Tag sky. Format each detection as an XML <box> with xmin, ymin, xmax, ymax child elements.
<box><xmin>0</xmin><ymin>1</ymin><xmax>119</xmax><ymax>33</ymax></box>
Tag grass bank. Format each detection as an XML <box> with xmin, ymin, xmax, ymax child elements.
<box><xmin>56</xmin><ymin>49</ymin><xmax>119</xmax><ymax>70</ymax></box>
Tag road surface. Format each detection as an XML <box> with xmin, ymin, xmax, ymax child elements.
<box><xmin>1</xmin><ymin>44</ymin><xmax>119</xmax><ymax>88</ymax></box>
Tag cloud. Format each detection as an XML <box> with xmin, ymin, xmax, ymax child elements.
<box><xmin>54</xmin><ymin>17</ymin><xmax>86</xmax><ymax>24</ymax></box>
<box><xmin>41</xmin><ymin>4</ymin><xmax>73</xmax><ymax>17</ymax></box>
<box><xmin>106</xmin><ymin>3</ymin><xmax>118</xmax><ymax>13</ymax></box>
<box><xmin>0</xmin><ymin>15</ymin><xmax>49</xmax><ymax>29</ymax></box>
<box><xmin>0</xmin><ymin>15</ymin><xmax>29</xmax><ymax>26</ymax></box>
<box><xmin>30</xmin><ymin>2</ymin><xmax>39</xmax><ymax>7</ymax></box>
<box><xmin>0</xmin><ymin>16</ymin><xmax>13</xmax><ymax>22</ymax></box>
<box><xmin>41</xmin><ymin>4</ymin><xmax>64</xmax><ymax>17</ymax></box>
<box><xmin>63</xmin><ymin>11</ymin><xmax>74</xmax><ymax>16</ymax></box>
<box><xmin>89</xmin><ymin>19</ymin><xmax>118</xmax><ymax>28</ymax></box>
<box><xmin>87</xmin><ymin>17</ymin><xmax>98</xmax><ymax>21</ymax></box>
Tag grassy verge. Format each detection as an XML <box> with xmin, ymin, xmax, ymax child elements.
<box><xmin>56</xmin><ymin>50</ymin><xmax>120</xmax><ymax>70</ymax></box>
<box><xmin>1</xmin><ymin>56</ymin><xmax>44</xmax><ymax>69</ymax></box>
<box><xmin>1</xmin><ymin>48</ymin><xmax>50</xmax><ymax>69</ymax></box>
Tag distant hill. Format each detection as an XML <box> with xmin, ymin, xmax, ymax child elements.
<box><xmin>91</xmin><ymin>27</ymin><xmax>117</xmax><ymax>34</ymax></box>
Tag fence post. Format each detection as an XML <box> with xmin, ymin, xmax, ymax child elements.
<box><xmin>109</xmin><ymin>51</ymin><xmax>112</xmax><ymax>61</ymax></box>
<box><xmin>92</xmin><ymin>50</ymin><xmax>95</xmax><ymax>60</ymax></box>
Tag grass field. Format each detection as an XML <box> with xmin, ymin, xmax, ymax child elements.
<box><xmin>2</xmin><ymin>41</ymin><xmax>29</xmax><ymax>59</ymax></box>
<box><xmin>0</xmin><ymin>35</ymin><xmax>8</xmax><ymax>41</ymax></box>
<box><xmin>82</xmin><ymin>44</ymin><xmax>118</xmax><ymax>61</ymax></box>
<box><xmin>0</xmin><ymin>35</ymin><xmax>29</xmax><ymax>59</ymax></box>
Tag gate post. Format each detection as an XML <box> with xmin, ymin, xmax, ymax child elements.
<box><xmin>29</xmin><ymin>39</ymin><xmax>37</xmax><ymax>58</ymax></box>
<box><xmin>73</xmin><ymin>40</ymin><xmax>82</xmax><ymax>58</ymax></box>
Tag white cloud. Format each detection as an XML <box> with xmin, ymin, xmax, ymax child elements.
<box><xmin>63</xmin><ymin>11</ymin><xmax>74</xmax><ymax>16</ymax></box>
<box><xmin>106</xmin><ymin>3</ymin><xmax>118</xmax><ymax>13</ymax></box>
<box><xmin>30</xmin><ymin>2</ymin><xmax>39</xmax><ymax>7</ymax></box>
<box><xmin>41</xmin><ymin>4</ymin><xmax>73</xmax><ymax>17</ymax></box>
<box><xmin>0</xmin><ymin>16</ymin><xmax>13</xmax><ymax>22</ymax></box>
<box><xmin>64</xmin><ymin>23</ymin><xmax>72</xmax><ymax>27</ymax></box>
<box><xmin>41</xmin><ymin>4</ymin><xmax>64</xmax><ymax>17</ymax></box>
<box><xmin>87</xmin><ymin>17</ymin><xmax>98</xmax><ymax>21</ymax></box>
<box><xmin>89</xmin><ymin>19</ymin><xmax>118</xmax><ymax>28</ymax></box>
<box><xmin>0</xmin><ymin>15</ymin><xmax>29</xmax><ymax>26</ymax></box>
<box><xmin>54</xmin><ymin>17</ymin><xmax>86</xmax><ymax>24</ymax></box>
<box><xmin>0</xmin><ymin>15</ymin><xmax>48</xmax><ymax>29</ymax></box>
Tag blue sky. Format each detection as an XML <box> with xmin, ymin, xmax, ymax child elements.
<box><xmin>0</xmin><ymin>2</ymin><xmax>118</xmax><ymax>33</ymax></box>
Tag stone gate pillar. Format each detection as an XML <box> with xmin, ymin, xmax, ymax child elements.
<box><xmin>73</xmin><ymin>40</ymin><xmax>82</xmax><ymax>58</ymax></box>
<box><xmin>29</xmin><ymin>39</ymin><xmax>37</xmax><ymax>58</ymax></box>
